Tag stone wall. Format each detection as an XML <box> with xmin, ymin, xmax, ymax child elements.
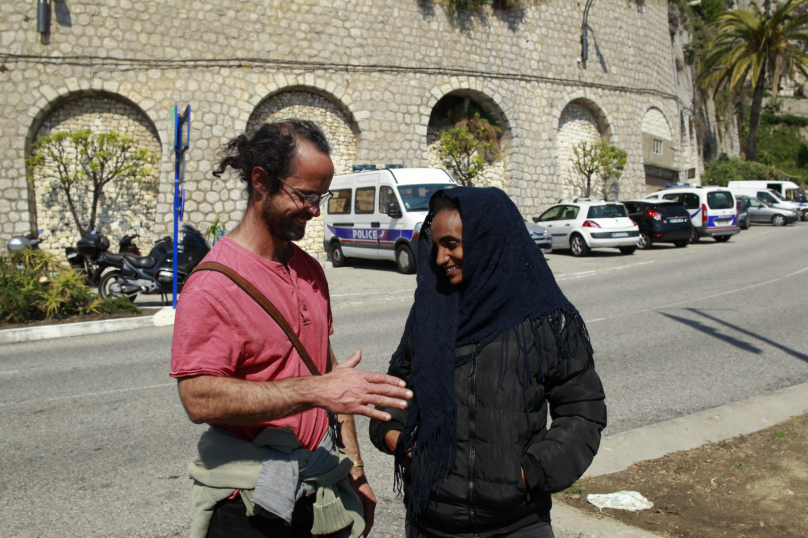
<box><xmin>30</xmin><ymin>95</ymin><xmax>161</xmax><ymax>256</ymax></box>
<box><xmin>0</xmin><ymin>0</ymin><xmax>687</xmax><ymax>255</ymax></box>
<box><xmin>641</xmin><ymin>108</ymin><xmax>673</xmax><ymax>140</ymax></box>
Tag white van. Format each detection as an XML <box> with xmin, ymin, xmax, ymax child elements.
<box><xmin>323</xmin><ymin>167</ymin><xmax>456</xmax><ymax>273</ymax></box>
<box><xmin>727</xmin><ymin>181</ymin><xmax>807</xmax><ymax>221</ymax></box>
<box><xmin>644</xmin><ymin>186</ymin><xmax>739</xmax><ymax>242</ymax></box>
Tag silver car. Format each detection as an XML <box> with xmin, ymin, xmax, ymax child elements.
<box><xmin>525</xmin><ymin>221</ymin><xmax>552</xmax><ymax>254</ymax></box>
<box><xmin>738</xmin><ymin>195</ymin><xmax>799</xmax><ymax>226</ymax></box>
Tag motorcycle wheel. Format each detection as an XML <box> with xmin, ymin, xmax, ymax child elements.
<box><xmin>99</xmin><ymin>270</ymin><xmax>137</xmax><ymax>302</ymax></box>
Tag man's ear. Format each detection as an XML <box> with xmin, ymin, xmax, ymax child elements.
<box><xmin>251</xmin><ymin>167</ymin><xmax>269</xmax><ymax>200</ymax></box>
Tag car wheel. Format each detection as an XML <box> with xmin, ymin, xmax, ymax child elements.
<box><xmin>570</xmin><ymin>234</ymin><xmax>590</xmax><ymax>257</ymax></box>
<box><xmin>714</xmin><ymin>235</ymin><xmax>731</xmax><ymax>242</ymax></box>
<box><xmin>637</xmin><ymin>232</ymin><xmax>651</xmax><ymax>250</ymax></box>
<box><xmin>330</xmin><ymin>242</ymin><xmax>348</xmax><ymax>268</ymax></box>
<box><xmin>619</xmin><ymin>246</ymin><xmax>636</xmax><ymax>255</ymax></box>
<box><xmin>99</xmin><ymin>270</ymin><xmax>136</xmax><ymax>302</ymax></box>
<box><xmin>674</xmin><ymin>240</ymin><xmax>688</xmax><ymax>248</ymax></box>
<box><xmin>395</xmin><ymin>245</ymin><xmax>417</xmax><ymax>274</ymax></box>
<box><xmin>802</xmin><ymin>209</ymin><xmax>808</xmax><ymax>222</ymax></box>
<box><xmin>740</xmin><ymin>219</ymin><xmax>749</xmax><ymax>230</ymax></box>
<box><xmin>772</xmin><ymin>214</ymin><xmax>787</xmax><ymax>227</ymax></box>
<box><xmin>690</xmin><ymin>227</ymin><xmax>700</xmax><ymax>244</ymax></box>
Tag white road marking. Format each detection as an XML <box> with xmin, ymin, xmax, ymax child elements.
<box><xmin>0</xmin><ymin>382</ymin><xmax>175</xmax><ymax>408</ymax></box>
<box><xmin>0</xmin><ymin>370</ymin><xmax>20</xmax><ymax>376</ymax></box>
<box><xmin>555</xmin><ymin>261</ymin><xmax>655</xmax><ymax>281</ymax></box>
<box><xmin>586</xmin><ymin>265</ymin><xmax>808</xmax><ymax>324</ymax></box>
<box><xmin>330</xmin><ymin>289</ymin><xmax>415</xmax><ymax>298</ymax></box>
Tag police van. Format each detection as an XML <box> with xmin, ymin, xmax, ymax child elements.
<box><xmin>727</xmin><ymin>180</ymin><xmax>808</xmax><ymax>221</ymax></box>
<box><xmin>644</xmin><ymin>184</ymin><xmax>739</xmax><ymax>243</ymax></box>
<box><xmin>323</xmin><ymin>166</ymin><xmax>456</xmax><ymax>273</ymax></box>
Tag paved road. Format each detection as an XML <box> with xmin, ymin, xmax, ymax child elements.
<box><xmin>2</xmin><ymin>224</ymin><xmax>807</xmax><ymax>537</ymax></box>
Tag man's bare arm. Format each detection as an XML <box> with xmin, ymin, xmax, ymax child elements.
<box><xmin>177</xmin><ymin>349</ymin><xmax>411</xmax><ymax>425</ymax></box>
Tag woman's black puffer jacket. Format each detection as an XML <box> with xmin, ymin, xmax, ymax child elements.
<box><xmin>369</xmin><ymin>316</ymin><xmax>607</xmax><ymax>538</ymax></box>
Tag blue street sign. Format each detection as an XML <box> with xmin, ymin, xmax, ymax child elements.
<box><xmin>172</xmin><ymin>103</ymin><xmax>191</xmax><ymax>309</ymax></box>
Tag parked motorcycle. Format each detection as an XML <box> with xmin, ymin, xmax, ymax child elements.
<box><xmin>6</xmin><ymin>230</ymin><xmax>44</xmax><ymax>252</ymax></box>
<box><xmin>98</xmin><ymin>224</ymin><xmax>210</xmax><ymax>301</ymax></box>
<box><xmin>65</xmin><ymin>227</ymin><xmax>141</xmax><ymax>281</ymax></box>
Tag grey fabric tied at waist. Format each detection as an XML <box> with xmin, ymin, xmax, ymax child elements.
<box><xmin>252</xmin><ymin>429</ymin><xmax>335</xmax><ymax>523</ymax></box>
<box><xmin>188</xmin><ymin>425</ymin><xmax>363</xmax><ymax>538</ymax></box>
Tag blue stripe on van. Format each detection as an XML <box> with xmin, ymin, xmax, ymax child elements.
<box><xmin>327</xmin><ymin>225</ymin><xmax>413</xmax><ymax>245</ymax></box>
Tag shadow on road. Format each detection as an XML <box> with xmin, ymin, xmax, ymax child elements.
<box><xmin>688</xmin><ymin>308</ymin><xmax>808</xmax><ymax>364</ymax></box>
<box><xmin>659</xmin><ymin>311</ymin><xmax>764</xmax><ymax>354</ymax></box>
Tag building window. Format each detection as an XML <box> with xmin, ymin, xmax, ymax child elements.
<box><xmin>653</xmin><ymin>139</ymin><xmax>663</xmax><ymax>155</ymax></box>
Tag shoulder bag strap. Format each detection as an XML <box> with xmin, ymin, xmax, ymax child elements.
<box><xmin>191</xmin><ymin>261</ymin><xmax>322</xmax><ymax>377</ymax></box>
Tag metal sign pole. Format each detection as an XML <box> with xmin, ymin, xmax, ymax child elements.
<box><xmin>171</xmin><ymin>104</ymin><xmax>190</xmax><ymax>309</ymax></box>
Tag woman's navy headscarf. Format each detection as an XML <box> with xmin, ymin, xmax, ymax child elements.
<box><xmin>391</xmin><ymin>187</ymin><xmax>592</xmax><ymax>517</ymax></box>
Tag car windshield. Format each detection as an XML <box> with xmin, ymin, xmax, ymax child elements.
<box><xmin>768</xmin><ymin>190</ymin><xmax>787</xmax><ymax>202</ymax></box>
<box><xmin>653</xmin><ymin>203</ymin><xmax>689</xmax><ymax>217</ymax></box>
<box><xmin>396</xmin><ymin>184</ymin><xmax>456</xmax><ymax>211</ymax></box>
<box><xmin>587</xmin><ymin>204</ymin><xmax>627</xmax><ymax>218</ymax></box>
<box><xmin>787</xmin><ymin>190</ymin><xmax>808</xmax><ymax>203</ymax></box>
<box><xmin>707</xmin><ymin>191</ymin><xmax>734</xmax><ymax>209</ymax></box>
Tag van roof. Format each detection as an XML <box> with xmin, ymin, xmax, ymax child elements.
<box><xmin>727</xmin><ymin>180</ymin><xmax>800</xmax><ymax>189</ymax></box>
<box><xmin>332</xmin><ymin>167</ymin><xmax>455</xmax><ymax>186</ymax></box>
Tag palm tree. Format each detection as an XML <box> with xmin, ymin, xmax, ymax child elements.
<box><xmin>699</xmin><ymin>0</ymin><xmax>808</xmax><ymax>161</ymax></box>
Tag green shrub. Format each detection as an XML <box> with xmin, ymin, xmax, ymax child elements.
<box><xmin>702</xmin><ymin>158</ymin><xmax>787</xmax><ymax>187</ymax></box>
<box><xmin>98</xmin><ymin>296</ymin><xmax>141</xmax><ymax>315</ymax></box>
<box><xmin>0</xmin><ymin>250</ymin><xmax>102</xmax><ymax>324</ymax></box>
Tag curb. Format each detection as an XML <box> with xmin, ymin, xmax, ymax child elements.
<box><xmin>0</xmin><ymin>306</ymin><xmax>176</xmax><ymax>344</ymax></box>
<box><xmin>551</xmin><ymin>380</ymin><xmax>808</xmax><ymax>537</ymax></box>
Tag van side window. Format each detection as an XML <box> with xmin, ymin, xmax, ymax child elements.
<box><xmin>662</xmin><ymin>193</ymin><xmax>680</xmax><ymax>203</ymax></box>
<box><xmin>378</xmin><ymin>186</ymin><xmax>398</xmax><ymax>214</ymax></box>
<box><xmin>355</xmin><ymin>187</ymin><xmax>376</xmax><ymax>214</ymax></box>
<box><xmin>681</xmin><ymin>193</ymin><xmax>699</xmax><ymax>209</ymax></box>
<box><xmin>328</xmin><ymin>189</ymin><xmax>352</xmax><ymax>215</ymax></box>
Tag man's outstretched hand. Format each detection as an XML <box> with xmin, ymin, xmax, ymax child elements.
<box><xmin>318</xmin><ymin>349</ymin><xmax>411</xmax><ymax>421</ymax></box>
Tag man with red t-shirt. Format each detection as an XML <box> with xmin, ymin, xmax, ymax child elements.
<box><xmin>171</xmin><ymin>120</ymin><xmax>412</xmax><ymax>538</ymax></box>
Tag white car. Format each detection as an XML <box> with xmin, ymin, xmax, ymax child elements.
<box><xmin>532</xmin><ymin>200</ymin><xmax>639</xmax><ymax>257</ymax></box>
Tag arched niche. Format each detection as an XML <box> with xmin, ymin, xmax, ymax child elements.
<box><xmin>28</xmin><ymin>92</ymin><xmax>162</xmax><ymax>254</ymax></box>
<box><xmin>556</xmin><ymin>98</ymin><xmax>610</xmax><ymax>199</ymax></box>
<box><xmin>426</xmin><ymin>89</ymin><xmax>511</xmax><ymax>189</ymax></box>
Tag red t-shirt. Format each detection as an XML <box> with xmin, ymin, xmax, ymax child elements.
<box><xmin>170</xmin><ymin>236</ymin><xmax>333</xmax><ymax>450</ymax></box>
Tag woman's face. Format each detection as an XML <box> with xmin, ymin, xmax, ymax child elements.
<box><xmin>431</xmin><ymin>208</ymin><xmax>464</xmax><ymax>286</ymax></box>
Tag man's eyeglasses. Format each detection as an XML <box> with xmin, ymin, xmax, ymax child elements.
<box><xmin>279</xmin><ymin>178</ymin><xmax>332</xmax><ymax>208</ymax></box>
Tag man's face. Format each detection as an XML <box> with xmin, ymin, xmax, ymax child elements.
<box><xmin>262</xmin><ymin>140</ymin><xmax>334</xmax><ymax>241</ymax></box>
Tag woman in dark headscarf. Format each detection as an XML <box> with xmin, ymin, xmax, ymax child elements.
<box><xmin>369</xmin><ymin>187</ymin><xmax>607</xmax><ymax>538</ymax></box>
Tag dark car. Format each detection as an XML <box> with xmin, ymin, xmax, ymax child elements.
<box><xmin>622</xmin><ymin>200</ymin><xmax>692</xmax><ymax>249</ymax></box>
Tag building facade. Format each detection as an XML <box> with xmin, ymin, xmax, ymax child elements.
<box><xmin>0</xmin><ymin>0</ymin><xmax>697</xmax><ymax>258</ymax></box>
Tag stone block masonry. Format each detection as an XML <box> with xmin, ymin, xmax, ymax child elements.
<box><xmin>0</xmin><ymin>0</ymin><xmax>689</xmax><ymax>259</ymax></box>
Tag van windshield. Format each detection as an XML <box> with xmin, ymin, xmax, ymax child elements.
<box><xmin>707</xmin><ymin>191</ymin><xmax>734</xmax><ymax>209</ymax></box>
<box><xmin>397</xmin><ymin>184</ymin><xmax>456</xmax><ymax>211</ymax></box>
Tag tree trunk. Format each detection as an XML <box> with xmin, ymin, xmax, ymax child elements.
<box><xmin>64</xmin><ymin>186</ymin><xmax>88</xmax><ymax>238</ymax></box>
<box><xmin>747</xmin><ymin>59</ymin><xmax>767</xmax><ymax>162</ymax></box>
<box><xmin>585</xmin><ymin>173</ymin><xmax>592</xmax><ymax>198</ymax></box>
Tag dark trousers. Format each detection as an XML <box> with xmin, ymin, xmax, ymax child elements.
<box><xmin>207</xmin><ymin>495</ymin><xmax>327</xmax><ymax>538</ymax></box>
<box><xmin>405</xmin><ymin>519</ymin><xmax>555</xmax><ymax>538</ymax></box>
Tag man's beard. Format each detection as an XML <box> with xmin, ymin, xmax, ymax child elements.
<box><xmin>261</xmin><ymin>196</ymin><xmax>309</xmax><ymax>241</ymax></box>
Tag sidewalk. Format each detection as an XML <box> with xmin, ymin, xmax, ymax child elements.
<box><xmin>552</xmin><ymin>380</ymin><xmax>808</xmax><ymax>537</ymax></box>
<box><xmin>0</xmin><ymin>306</ymin><xmax>176</xmax><ymax>344</ymax></box>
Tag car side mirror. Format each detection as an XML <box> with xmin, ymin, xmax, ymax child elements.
<box><xmin>387</xmin><ymin>203</ymin><xmax>402</xmax><ymax>219</ymax></box>
<box><xmin>532</xmin><ymin>216</ymin><xmax>539</xmax><ymax>223</ymax></box>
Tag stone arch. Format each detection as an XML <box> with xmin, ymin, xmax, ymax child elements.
<box><xmin>239</xmin><ymin>87</ymin><xmax>359</xmax><ymax>259</ymax></box>
<box><xmin>426</xmin><ymin>88</ymin><xmax>512</xmax><ymax>190</ymax></box>
<box><xmin>641</xmin><ymin>107</ymin><xmax>673</xmax><ymax>140</ymax></box>
<box><xmin>27</xmin><ymin>91</ymin><xmax>162</xmax><ymax>255</ymax></box>
<box><xmin>556</xmin><ymin>98</ymin><xmax>610</xmax><ymax>199</ymax></box>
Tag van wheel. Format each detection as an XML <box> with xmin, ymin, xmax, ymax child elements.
<box><xmin>714</xmin><ymin>235</ymin><xmax>731</xmax><ymax>242</ymax></box>
<box><xmin>674</xmin><ymin>240</ymin><xmax>688</xmax><ymax>248</ymax></box>
<box><xmin>570</xmin><ymin>234</ymin><xmax>590</xmax><ymax>257</ymax></box>
<box><xmin>619</xmin><ymin>246</ymin><xmax>636</xmax><ymax>255</ymax></box>
<box><xmin>772</xmin><ymin>214</ymin><xmax>787</xmax><ymax>226</ymax></box>
<box><xmin>802</xmin><ymin>210</ymin><xmax>808</xmax><ymax>222</ymax></box>
<box><xmin>396</xmin><ymin>245</ymin><xmax>416</xmax><ymax>274</ymax></box>
<box><xmin>331</xmin><ymin>243</ymin><xmax>348</xmax><ymax>267</ymax></box>
<box><xmin>690</xmin><ymin>227</ymin><xmax>700</xmax><ymax>244</ymax></box>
